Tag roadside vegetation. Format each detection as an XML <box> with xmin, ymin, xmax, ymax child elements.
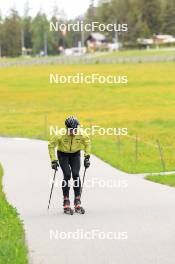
<box><xmin>0</xmin><ymin>48</ymin><xmax>175</xmax><ymax>62</ymax></box>
<box><xmin>99</xmin><ymin>48</ymin><xmax>175</xmax><ymax>58</ymax></box>
<box><xmin>146</xmin><ymin>174</ymin><xmax>175</xmax><ymax>188</ymax></box>
<box><xmin>0</xmin><ymin>165</ymin><xmax>28</xmax><ymax>264</ymax></box>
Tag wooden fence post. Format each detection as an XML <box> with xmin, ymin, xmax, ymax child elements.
<box><xmin>156</xmin><ymin>139</ymin><xmax>166</xmax><ymax>172</ymax></box>
<box><xmin>44</xmin><ymin>114</ymin><xmax>48</xmax><ymax>138</ymax></box>
<box><xmin>135</xmin><ymin>134</ymin><xmax>138</xmax><ymax>162</ymax></box>
<box><xmin>117</xmin><ymin>134</ymin><xmax>121</xmax><ymax>153</ymax></box>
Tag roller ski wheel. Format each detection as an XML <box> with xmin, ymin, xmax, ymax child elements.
<box><xmin>63</xmin><ymin>197</ymin><xmax>73</xmax><ymax>215</ymax></box>
<box><xmin>64</xmin><ymin>207</ymin><xmax>74</xmax><ymax>215</ymax></box>
<box><xmin>75</xmin><ymin>206</ymin><xmax>85</xmax><ymax>214</ymax></box>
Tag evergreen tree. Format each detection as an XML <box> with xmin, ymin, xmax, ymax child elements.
<box><xmin>2</xmin><ymin>9</ymin><xmax>21</xmax><ymax>57</ymax></box>
<box><xmin>161</xmin><ymin>0</ymin><xmax>175</xmax><ymax>34</ymax></box>
<box><xmin>31</xmin><ymin>11</ymin><xmax>50</xmax><ymax>54</ymax></box>
<box><xmin>0</xmin><ymin>11</ymin><xmax>3</xmax><ymax>56</ymax></box>
<box><xmin>139</xmin><ymin>0</ymin><xmax>161</xmax><ymax>34</ymax></box>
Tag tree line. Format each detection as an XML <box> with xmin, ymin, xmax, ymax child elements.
<box><xmin>0</xmin><ymin>0</ymin><xmax>175</xmax><ymax>57</ymax></box>
<box><xmin>87</xmin><ymin>0</ymin><xmax>175</xmax><ymax>47</ymax></box>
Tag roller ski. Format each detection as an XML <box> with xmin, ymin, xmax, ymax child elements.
<box><xmin>74</xmin><ymin>197</ymin><xmax>85</xmax><ymax>214</ymax></box>
<box><xmin>63</xmin><ymin>197</ymin><xmax>74</xmax><ymax>215</ymax></box>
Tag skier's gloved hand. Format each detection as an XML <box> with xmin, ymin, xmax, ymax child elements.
<box><xmin>51</xmin><ymin>160</ymin><xmax>59</xmax><ymax>170</ymax></box>
<box><xmin>84</xmin><ymin>155</ymin><xmax>90</xmax><ymax>168</ymax></box>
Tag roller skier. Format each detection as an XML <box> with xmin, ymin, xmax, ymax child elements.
<box><xmin>48</xmin><ymin>116</ymin><xmax>91</xmax><ymax>215</ymax></box>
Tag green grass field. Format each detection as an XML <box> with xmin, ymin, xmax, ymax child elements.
<box><xmin>146</xmin><ymin>174</ymin><xmax>175</xmax><ymax>188</ymax></box>
<box><xmin>0</xmin><ymin>62</ymin><xmax>175</xmax><ymax>173</ymax></box>
<box><xmin>98</xmin><ymin>48</ymin><xmax>175</xmax><ymax>58</ymax></box>
<box><xmin>0</xmin><ymin>165</ymin><xmax>28</xmax><ymax>264</ymax></box>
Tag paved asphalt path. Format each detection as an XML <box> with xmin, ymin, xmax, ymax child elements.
<box><xmin>0</xmin><ymin>137</ymin><xmax>175</xmax><ymax>264</ymax></box>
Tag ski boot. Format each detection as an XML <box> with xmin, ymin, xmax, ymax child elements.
<box><xmin>74</xmin><ymin>196</ymin><xmax>85</xmax><ymax>214</ymax></box>
<box><xmin>63</xmin><ymin>197</ymin><xmax>74</xmax><ymax>215</ymax></box>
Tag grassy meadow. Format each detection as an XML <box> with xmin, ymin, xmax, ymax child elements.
<box><xmin>0</xmin><ymin>62</ymin><xmax>175</xmax><ymax>173</ymax></box>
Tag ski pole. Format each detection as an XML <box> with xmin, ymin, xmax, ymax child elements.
<box><xmin>48</xmin><ymin>169</ymin><xmax>57</xmax><ymax>210</ymax></box>
<box><xmin>80</xmin><ymin>168</ymin><xmax>87</xmax><ymax>198</ymax></box>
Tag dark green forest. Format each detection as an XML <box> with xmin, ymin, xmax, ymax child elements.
<box><xmin>0</xmin><ymin>0</ymin><xmax>175</xmax><ymax>57</ymax></box>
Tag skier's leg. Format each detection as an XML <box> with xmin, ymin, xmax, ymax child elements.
<box><xmin>69</xmin><ymin>151</ymin><xmax>81</xmax><ymax>198</ymax></box>
<box><xmin>70</xmin><ymin>152</ymin><xmax>85</xmax><ymax>214</ymax></box>
<box><xmin>57</xmin><ymin>151</ymin><xmax>71</xmax><ymax>199</ymax></box>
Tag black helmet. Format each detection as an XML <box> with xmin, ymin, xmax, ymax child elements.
<box><xmin>65</xmin><ymin>116</ymin><xmax>80</xmax><ymax>129</ymax></box>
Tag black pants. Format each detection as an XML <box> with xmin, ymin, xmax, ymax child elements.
<box><xmin>57</xmin><ymin>151</ymin><xmax>81</xmax><ymax>198</ymax></box>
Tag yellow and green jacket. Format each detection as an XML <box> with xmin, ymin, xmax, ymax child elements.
<box><xmin>48</xmin><ymin>129</ymin><xmax>91</xmax><ymax>161</ymax></box>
